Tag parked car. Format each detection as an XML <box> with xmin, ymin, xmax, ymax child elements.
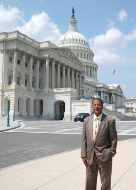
<box><xmin>74</xmin><ymin>113</ymin><xmax>90</xmax><ymax>122</ymax></box>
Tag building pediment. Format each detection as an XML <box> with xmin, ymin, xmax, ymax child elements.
<box><xmin>116</xmin><ymin>85</ymin><xmax>123</xmax><ymax>93</ymax></box>
<box><xmin>108</xmin><ymin>84</ymin><xmax>123</xmax><ymax>94</ymax></box>
<box><xmin>52</xmin><ymin>47</ymin><xmax>82</xmax><ymax>66</ymax></box>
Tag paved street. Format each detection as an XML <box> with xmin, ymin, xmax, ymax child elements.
<box><xmin>0</xmin><ymin>120</ymin><xmax>136</xmax><ymax>169</ymax></box>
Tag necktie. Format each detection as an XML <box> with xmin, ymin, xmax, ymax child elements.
<box><xmin>94</xmin><ymin>118</ymin><xmax>98</xmax><ymax>141</ymax></box>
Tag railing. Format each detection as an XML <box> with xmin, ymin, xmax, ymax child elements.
<box><xmin>0</xmin><ymin>31</ymin><xmax>40</xmax><ymax>47</ymax></box>
<box><xmin>71</xmin><ymin>95</ymin><xmax>94</xmax><ymax>100</ymax></box>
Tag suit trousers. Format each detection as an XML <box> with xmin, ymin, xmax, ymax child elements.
<box><xmin>85</xmin><ymin>155</ymin><xmax>112</xmax><ymax>190</ymax></box>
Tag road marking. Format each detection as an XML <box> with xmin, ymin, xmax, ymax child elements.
<box><xmin>118</xmin><ymin>127</ymin><xmax>136</xmax><ymax>135</ymax></box>
<box><xmin>54</xmin><ymin>127</ymin><xmax>82</xmax><ymax>133</ymax></box>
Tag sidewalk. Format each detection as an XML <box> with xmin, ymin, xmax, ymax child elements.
<box><xmin>0</xmin><ymin>139</ymin><xmax>136</xmax><ymax>190</ymax></box>
<box><xmin>0</xmin><ymin>119</ymin><xmax>21</xmax><ymax>132</ymax></box>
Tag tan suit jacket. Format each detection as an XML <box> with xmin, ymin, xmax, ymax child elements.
<box><xmin>81</xmin><ymin>113</ymin><xmax>117</xmax><ymax>165</ymax></box>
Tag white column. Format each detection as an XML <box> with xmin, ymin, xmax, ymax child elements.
<box><xmin>86</xmin><ymin>66</ymin><xmax>88</xmax><ymax>76</ymax></box>
<box><xmin>79</xmin><ymin>72</ymin><xmax>82</xmax><ymax>96</ymax></box>
<box><xmin>29</xmin><ymin>56</ymin><xmax>33</xmax><ymax>88</ymax></box>
<box><xmin>88</xmin><ymin>66</ymin><xmax>90</xmax><ymax>77</ymax></box>
<box><xmin>42</xmin><ymin>61</ymin><xmax>46</xmax><ymax>88</ymax></box>
<box><xmin>30</xmin><ymin>99</ymin><xmax>34</xmax><ymax>116</ymax></box>
<box><xmin>57</xmin><ymin>63</ymin><xmax>60</xmax><ymax>88</ymax></box>
<box><xmin>4</xmin><ymin>50</ymin><xmax>8</xmax><ymax>85</ymax></box>
<box><xmin>101</xmin><ymin>91</ymin><xmax>103</xmax><ymax>100</ymax></box>
<box><xmin>63</xmin><ymin>65</ymin><xmax>65</xmax><ymax>88</ymax></box>
<box><xmin>107</xmin><ymin>94</ymin><xmax>109</xmax><ymax>104</ymax></box>
<box><xmin>112</xmin><ymin>93</ymin><xmax>115</xmax><ymax>103</ymax></box>
<box><xmin>36</xmin><ymin>59</ymin><xmax>39</xmax><ymax>89</ymax></box>
<box><xmin>94</xmin><ymin>68</ymin><xmax>96</xmax><ymax>78</ymax></box>
<box><xmin>93</xmin><ymin>67</ymin><xmax>95</xmax><ymax>78</ymax></box>
<box><xmin>85</xmin><ymin>65</ymin><xmax>87</xmax><ymax>76</ymax></box>
<box><xmin>46</xmin><ymin>57</ymin><xmax>49</xmax><ymax>88</ymax></box>
<box><xmin>21</xmin><ymin>53</ymin><xmax>26</xmax><ymax>87</ymax></box>
<box><xmin>96</xmin><ymin>68</ymin><xmax>97</xmax><ymax>79</ymax></box>
<box><xmin>91</xmin><ymin>66</ymin><xmax>93</xmax><ymax>77</ymax></box>
<box><xmin>82</xmin><ymin>77</ymin><xmax>85</xmax><ymax>96</ymax></box>
<box><xmin>72</xmin><ymin>68</ymin><xmax>74</xmax><ymax>88</ymax></box>
<box><xmin>52</xmin><ymin>60</ymin><xmax>55</xmax><ymax>88</ymax></box>
<box><xmin>22</xmin><ymin>98</ymin><xmax>27</xmax><ymax>116</ymax></box>
<box><xmin>13</xmin><ymin>50</ymin><xmax>17</xmax><ymax>83</ymax></box>
<box><xmin>76</xmin><ymin>71</ymin><xmax>78</xmax><ymax>90</ymax></box>
<box><xmin>67</xmin><ymin>67</ymin><xmax>70</xmax><ymax>87</ymax></box>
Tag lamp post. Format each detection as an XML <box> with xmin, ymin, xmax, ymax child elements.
<box><xmin>13</xmin><ymin>103</ymin><xmax>15</xmax><ymax>121</ymax></box>
<box><xmin>7</xmin><ymin>96</ymin><xmax>10</xmax><ymax>127</ymax></box>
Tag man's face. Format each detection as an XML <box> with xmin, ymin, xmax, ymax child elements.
<box><xmin>92</xmin><ymin>100</ymin><xmax>103</xmax><ymax>117</ymax></box>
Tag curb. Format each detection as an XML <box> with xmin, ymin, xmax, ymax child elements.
<box><xmin>0</xmin><ymin>121</ymin><xmax>21</xmax><ymax>132</ymax></box>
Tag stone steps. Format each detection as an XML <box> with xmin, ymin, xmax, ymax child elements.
<box><xmin>103</xmin><ymin>108</ymin><xmax>136</xmax><ymax>121</ymax></box>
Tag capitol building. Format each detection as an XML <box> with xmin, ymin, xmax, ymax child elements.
<box><xmin>0</xmin><ymin>10</ymin><xmax>125</xmax><ymax>120</ymax></box>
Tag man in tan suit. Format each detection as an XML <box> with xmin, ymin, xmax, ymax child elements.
<box><xmin>81</xmin><ymin>98</ymin><xmax>117</xmax><ymax>190</ymax></box>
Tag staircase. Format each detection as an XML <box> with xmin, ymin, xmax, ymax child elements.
<box><xmin>103</xmin><ymin>108</ymin><xmax>136</xmax><ymax>121</ymax></box>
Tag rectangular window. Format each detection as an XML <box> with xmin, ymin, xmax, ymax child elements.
<box><xmin>25</xmin><ymin>79</ymin><xmax>27</xmax><ymax>86</ymax></box>
<box><xmin>77</xmin><ymin>53</ymin><xmax>79</xmax><ymax>57</ymax></box>
<box><xmin>9</xmin><ymin>56</ymin><xmax>12</xmax><ymax>62</ymax></box>
<box><xmin>17</xmin><ymin>77</ymin><xmax>20</xmax><ymax>85</ymax></box>
<box><xmin>17</xmin><ymin>59</ymin><xmax>20</xmax><ymax>65</ymax></box>
<box><xmin>33</xmin><ymin>65</ymin><xmax>35</xmax><ymax>70</ymax></box>
<box><xmin>84</xmin><ymin>54</ymin><xmax>85</xmax><ymax>59</ymax></box>
<box><xmin>8</xmin><ymin>75</ymin><xmax>12</xmax><ymax>85</ymax></box>
<box><xmin>25</xmin><ymin>62</ymin><xmax>28</xmax><ymax>67</ymax></box>
<box><xmin>81</xmin><ymin>53</ymin><xmax>82</xmax><ymax>58</ymax></box>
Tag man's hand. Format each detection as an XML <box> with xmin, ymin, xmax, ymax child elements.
<box><xmin>82</xmin><ymin>157</ymin><xmax>89</xmax><ymax>167</ymax></box>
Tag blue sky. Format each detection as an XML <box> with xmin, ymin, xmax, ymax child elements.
<box><xmin>0</xmin><ymin>0</ymin><xmax>136</xmax><ymax>97</ymax></box>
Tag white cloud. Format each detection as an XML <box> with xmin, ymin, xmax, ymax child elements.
<box><xmin>17</xmin><ymin>12</ymin><xmax>62</xmax><ymax>44</ymax></box>
<box><xmin>89</xmin><ymin>28</ymin><xmax>123</xmax><ymax>51</ymax></box>
<box><xmin>118</xmin><ymin>9</ymin><xmax>128</xmax><ymax>21</ymax></box>
<box><xmin>0</xmin><ymin>4</ymin><xmax>24</xmax><ymax>32</ymax></box>
<box><xmin>0</xmin><ymin>4</ymin><xmax>62</xmax><ymax>44</ymax></box>
<box><xmin>89</xmin><ymin>28</ymin><xmax>123</xmax><ymax>65</ymax></box>
<box><xmin>122</xmin><ymin>27</ymin><xmax>136</xmax><ymax>47</ymax></box>
<box><xmin>93</xmin><ymin>49</ymin><xmax>120</xmax><ymax>65</ymax></box>
<box><xmin>89</xmin><ymin>26</ymin><xmax>136</xmax><ymax>65</ymax></box>
<box><xmin>107</xmin><ymin>19</ymin><xmax>114</xmax><ymax>28</ymax></box>
<box><xmin>121</xmin><ymin>84</ymin><xmax>127</xmax><ymax>90</ymax></box>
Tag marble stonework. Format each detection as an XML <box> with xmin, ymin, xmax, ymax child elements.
<box><xmin>0</xmin><ymin>13</ymin><xmax>125</xmax><ymax>120</ymax></box>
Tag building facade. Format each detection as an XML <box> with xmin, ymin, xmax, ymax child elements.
<box><xmin>57</xmin><ymin>11</ymin><xmax>125</xmax><ymax>109</ymax></box>
<box><xmin>125</xmin><ymin>97</ymin><xmax>136</xmax><ymax>113</ymax></box>
<box><xmin>0</xmin><ymin>10</ymin><xmax>125</xmax><ymax>120</ymax></box>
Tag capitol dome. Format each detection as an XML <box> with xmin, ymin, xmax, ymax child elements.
<box><xmin>57</xmin><ymin>8</ymin><xmax>98</xmax><ymax>84</ymax></box>
<box><xmin>57</xmin><ymin>10</ymin><xmax>89</xmax><ymax>48</ymax></box>
<box><xmin>57</xmin><ymin>30</ymin><xmax>90</xmax><ymax>48</ymax></box>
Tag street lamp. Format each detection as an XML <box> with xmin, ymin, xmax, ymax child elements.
<box><xmin>13</xmin><ymin>103</ymin><xmax>15</xmax><ymax>121</ymax></box>
<box><xmin>7</xmin><ymin>96</ymin><xmax>10</xmax><ymax>127</ymax></box>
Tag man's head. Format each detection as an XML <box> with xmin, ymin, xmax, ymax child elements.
<box><xmin>92</xmin><ymin>98</ymin><xmax>103</xmax><ymax>117</ymax></box>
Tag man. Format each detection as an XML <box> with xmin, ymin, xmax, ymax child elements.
<box><xmin>81</xmin><ymin>98</ymin><xmax>117</xmax><ymax>190</ymax></box>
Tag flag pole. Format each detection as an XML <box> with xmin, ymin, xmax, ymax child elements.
<box><xmin>112</xmin><ymin>70</ymin><xmax>116</xmax><ymax>84</ymax></box>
